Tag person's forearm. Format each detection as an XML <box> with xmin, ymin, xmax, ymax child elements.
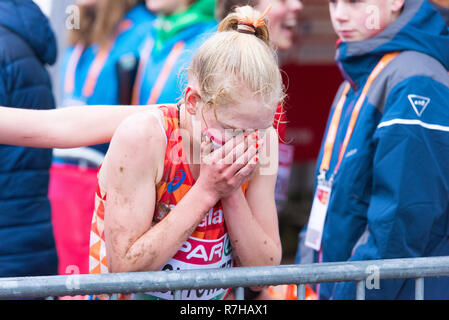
<box><xmin>111</xmin><ymin>184</ymin><xmax>218</xmax><ymax>273</ymax></box>
<box><xmin>0</xmin><ymin>105</ymin><xmax>152</xmax><ymax>148</ymax></box>
<box><xmin>60</xmin><ymin>106</ymin><xmax>155</xmax><ymax>148</ymax></box>
<box><xmin>0</xmin><ymin>107</ymin><xmax>50</xmax><ymax>146</ymax></box>
<box><xmin>221</xmin><ymin>189</ymin><xmax>282</xmax><ymax>267</ymax></box>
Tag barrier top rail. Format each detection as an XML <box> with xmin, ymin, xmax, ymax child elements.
<box><xmin>1</xmin><ymin>256</ymin><xmax>449</xmax><ymax>299</ymax></box>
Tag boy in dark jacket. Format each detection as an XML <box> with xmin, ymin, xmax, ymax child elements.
<box><xmin>0</xmin><ymin>0</ymin><xmax>58</xmax><ymax>279</ymax></box>
<box><xmin>297</xmin><ymin>0</ymin><xmax>449</xmax><ymax>300</ymax></box>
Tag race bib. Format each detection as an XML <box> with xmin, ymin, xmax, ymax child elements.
<box><xmin>139</xmin><ymin>233</ymin><xmax>233</xmax><ymax>300</ymax></box>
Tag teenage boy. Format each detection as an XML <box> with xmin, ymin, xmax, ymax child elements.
<box><xmin>297</xmin><ymin>0</ymin><xmax>449</xmax><ymax>300</ymax></box>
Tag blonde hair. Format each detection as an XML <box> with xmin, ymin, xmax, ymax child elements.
<box><xmin>188</xmin><ymin>5</ymin><xmax>285</xmax><ymax>118</ymax></box>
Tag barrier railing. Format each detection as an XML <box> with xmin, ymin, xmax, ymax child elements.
<box><xmin>1</xmin><ymin>256</ymin><xmax>449</xmax><ymax>300</ymax></box>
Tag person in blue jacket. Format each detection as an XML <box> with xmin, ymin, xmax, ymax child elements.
<box><xmin>296</xmin><ymin>0</ymin><xmax>449</xmax><ymax>300</ymax></box>
<box><xmin>51</xmin><ymin>0</ymin><xmax>155</xmax><ymax>278</ymax></box>
<box><xmin>132</xmin><ymin>0</ymin><xmax>217</xmax><ymax>105</ymax></box>
<box><xmin>60</xmin><ymin>0</ymin><xmax>155</xmax><ymax>154</ymax></box>
<box><xmin>0</xmin><ymin>0</ymin><xmax>58</xmax><ymax>280</ymax></box>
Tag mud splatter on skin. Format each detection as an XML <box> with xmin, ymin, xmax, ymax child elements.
<box><xmin>181</xmin><ymin>225</ymin><xmax>197</xmax><ymax>243</ymax></box>
<box><xmin>126</xmin><ymin>249</ymin><xmax>142</xmax><ymax>262</ymax></box>
<box><xmin>123</xmin><ymin>240</ymin><xmax>159</xmax><ymax>272</ymax></box>
<box><xmin>120</xmin><ymin>167</ymin><xmax>124</xmax><ymax>173</ymax></box>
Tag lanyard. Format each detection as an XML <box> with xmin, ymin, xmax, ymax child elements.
<box><xmin>131</xmin><ymin>38</ymin><xmax>186</xmax><ymax>105</ymax></box>
<box><xmin>64</xmin><ymin>19</ymin><xmax>133</xmax><ymax>99</ymax></box>
<box><xmin>319</xmin><ymin>51</ymin><xmax>400</xmax><ymax>183</ymax></box>
<box><xmin>131</xmin><ymin>37</ymin><xmax>154</xmax><ymax>105</ymax></box>
<box><xmin>64</xmin><ymin>43</ymin><xmax>84</xmax><ymax>95</ymax></box>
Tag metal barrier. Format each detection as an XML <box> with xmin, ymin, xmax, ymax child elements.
<box><xmin>1</xmin><ymin>256</ymin><xmax>449</xmax><ymax>300</ymax></box>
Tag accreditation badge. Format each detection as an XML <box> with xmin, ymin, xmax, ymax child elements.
<box><xmin>304</xmin><ymin>182</ymin><xmax>332</xmax><ymax>251</ymax></box>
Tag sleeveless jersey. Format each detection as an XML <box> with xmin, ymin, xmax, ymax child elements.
<box><xmin>89</xmin><ymin>105</ymin><xmax>247</xmax><ymax>300</ymax></box>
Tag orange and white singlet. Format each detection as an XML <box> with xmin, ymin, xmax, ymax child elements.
<box><xmin>89</xmin><ymin>105</ymin><xmax>246</xmax><ymax>300</ymax></box>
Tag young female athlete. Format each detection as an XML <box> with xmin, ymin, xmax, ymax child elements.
<box><xmin>86</xmin><ymin>5</ymin><xmax>283</xmax><ymax>300</ymax></box>
<box><xmin>0</xmin><ymin>5</ymin><xmax>283</xmax><ymax>300</ymax></box>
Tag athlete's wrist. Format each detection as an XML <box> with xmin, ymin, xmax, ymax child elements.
<box><xmin>221</xmin><ymin>187</ymin><xmax>244</xmax><ymax>203</ymax></box>
<box><xmin>191</xmin><ymin>183</ymin><xmax>219</xmax><ymax>211</ymax></box>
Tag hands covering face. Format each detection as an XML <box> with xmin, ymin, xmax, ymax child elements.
<box><xmin>198</xmin><ymin>130</ymin><xmax>265</xmax><ymax>200</ymax></box>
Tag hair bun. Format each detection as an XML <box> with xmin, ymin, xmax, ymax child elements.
<box><xmin>218</xmin><ymin>5</ymin><xmax>271</xmax><ymax>45</ymax></box>
<box><xmin>236</xmin><ymin>22</ymin><xmax>257</xmax><ymax>35</ymax></box>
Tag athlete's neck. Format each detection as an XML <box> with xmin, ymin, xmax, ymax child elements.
<box><xmin>178</xmin><ymin>103</ymin><xmax>202</xmax><ymax>169</ymax></box>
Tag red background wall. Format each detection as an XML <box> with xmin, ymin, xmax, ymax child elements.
<box><xmin>281</xmin><ymin>64</ymin><xmax>343</xmax><ymax>162</ymax></box>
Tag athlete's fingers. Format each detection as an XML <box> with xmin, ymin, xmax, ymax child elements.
<box><xmin>201</xmin><ymin>138</ymin><xmax>214</xmax><ymax>164</ymax></box>
<box><xmin>234</xmin><ymin>155</ymin><xmax>260</xmax><ymax>181</ymax></box>
<box><xmin>210</xmin><ymin>132</ymin><xmax>245</xmax><ymax>164</ymax></box>
<box><xmin>219</xmin><ymin>134</ymin><xmax>248</xmax><ymax>165</ymax></box>
<box><xmin>218</xmin><ymin>131</ymin><xmax>260</xmax><ymax>165</ymax></box>
<box><xmin>227</xmin><ymin>138</ymin><xmax>263</xmax><ymax>176</ymax></box>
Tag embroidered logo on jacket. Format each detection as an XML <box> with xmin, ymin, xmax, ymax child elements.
<box><xmin>408</xmin><ymin>94</ymin><xmax>431</xmax><ymax>117</ymax></box>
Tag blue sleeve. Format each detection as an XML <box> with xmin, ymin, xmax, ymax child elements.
<box><xmin>333</xmin><ymin>76</ymin><xmax>449</xmax><ymax>300</ymax></box>
<box><xmin>0</xmin><ymin>67</ymin><xmax>8</xmax><ymax>106</ymax></box>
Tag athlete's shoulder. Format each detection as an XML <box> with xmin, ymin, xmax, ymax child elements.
<box><xmin>109</xmin><ymin>107</ymin><xmax>167</xmax><ymax>163</ymax></box>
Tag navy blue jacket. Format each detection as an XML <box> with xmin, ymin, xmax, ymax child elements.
<box><xmin>297</xmin><ymin>0</ymin><xmax>449</xmax><ymax>300</ymax></box>
<box><xmin>0</xmin><ymin>0</ymin><xmax>58</xmax><ymax>277</ymax></box>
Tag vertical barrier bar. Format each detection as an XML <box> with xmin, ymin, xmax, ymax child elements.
<box><xmin>415</xmin><ymin>278</ymin><xmax>424</xmax><ymax>300</ymax></box>
<box><xmin>297</xmin><ymin>284</ymin><xmax>306</xmax><ymax>300</ymax></box>
<box><xmin>356</xmin><ymin>281</ymin><xmax>365</xmax><ymax>300</ymax></box>
<box><xmin>235</xmin><ymin>287</ymin><xmax>245</xmax><ymax>300</ymax></box>
<box><xmin>174</xmin><ymin>290</ymin><xmax>182</xmax><ymax>300</ymax></box>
